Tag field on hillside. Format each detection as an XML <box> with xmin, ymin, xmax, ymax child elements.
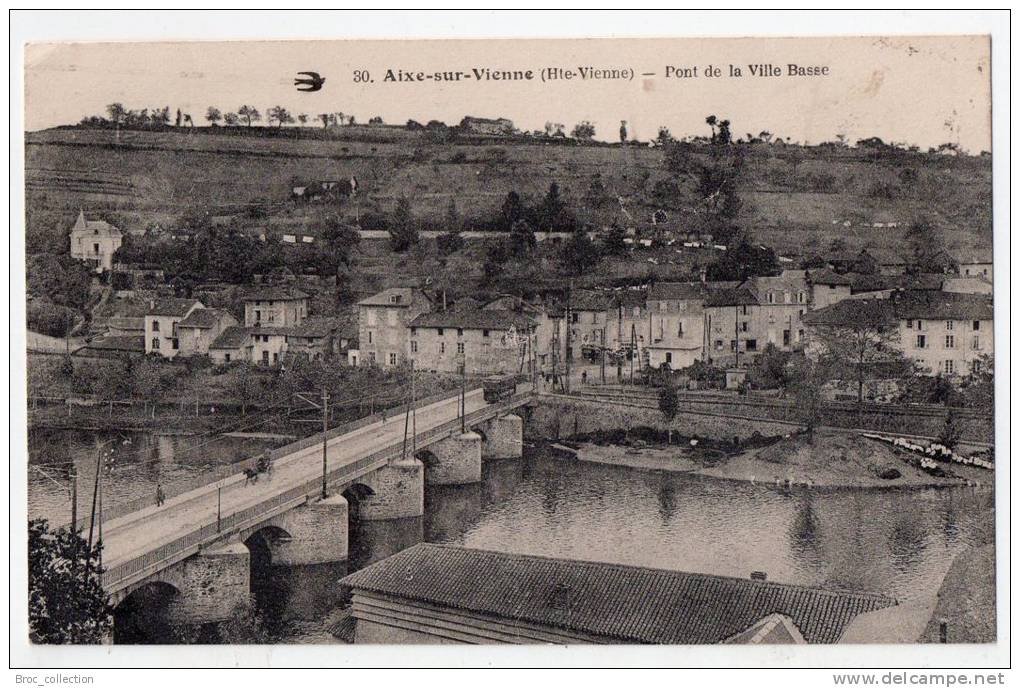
<box><xmin>26</xmin><ymin>127</ymin><xmax>992</xmax><ymax>262</ymax></box>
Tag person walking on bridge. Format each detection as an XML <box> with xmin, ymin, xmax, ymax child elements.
<box><xmin>155</xmin><ymin>483</ymin><xmax>166</xmax><ymax>507</ymax></box>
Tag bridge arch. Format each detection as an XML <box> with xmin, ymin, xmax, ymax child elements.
<box><xmin>112</xmin><ymin>580</ymin><xmax>181</xmax><ymax>644</ymax></box>
<box><xmin>243</xmin><ymin>524</ymin><xmax>294</xmax><ymax>566</ymax></box>
<box><xmin>414</xmin><ymin>449</ymin><xmax>439</xmax><ymax>468</ymax></box>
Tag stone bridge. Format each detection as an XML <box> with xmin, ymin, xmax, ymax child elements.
<box><xmin>100</xmin><ymin>386</ymin><xmax>533</xmax><ymax>636</ymax></box>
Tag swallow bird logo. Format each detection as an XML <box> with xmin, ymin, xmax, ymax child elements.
<box><xmin>295</xmin><ymin>71</ymin><xmax>325</xmax><ymax>92</ymax></box>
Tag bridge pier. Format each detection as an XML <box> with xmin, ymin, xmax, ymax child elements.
<box><xmin>355</xmin><ymin>458</ymin><xmax>425</xmax><ymax>521</ymax></box>
<box><xmin>164</xmin><ymin>541</ymin><xmax>250</xmax><ymax>626</ymax></box>
<box><xmin>266</xmin><ymin>495</ymin><xmax>349</xmax><ymax>565</ymax></box>
<box><xmin>481</xmin><ymin>414</ymin><xmax>523</xmax><ymax>460</ymax></box>
<box><xmin>423</xmin><ymin>431</ymin><xmax>482</xmax><ymax>485</ymax></box>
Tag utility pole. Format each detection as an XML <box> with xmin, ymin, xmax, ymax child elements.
<box><xmin>630</xmin><ymin>323</ymin><xmax>636</xmax><ymax>384</ymax></box>
<box><xmin>216</xmin><ymin>485</ymin><xmax>222</xmax><ymax>532</ymax></box>
<box><xmin>321</xmin><ymin>388</ymin><xmax>329</xmax><ymax>499</ymax></box>
<box><xmin>565</xmin><ymin>281</ymin><xmax>572</xmax><ymax>394</ymax></box>
<box><xmin>69</xmin><ymin>465</ymin><xmax>78</xmax><ymax>532</ymax></box>
<box><xmin>411</xmin><ymin>360</ymin><xmax>417</xmax><ymax>456</ymax></box>
<box><xmin>601</xmin><ymin>325</ymin><xmax>606</xmax><ymax>385</ymax></box>
<box><xmin>734</xmin><ymin>303</ymin><xmax>739</xmax><ymax>368</ymax></box>
<box><xmin>460</xmin><ymin>364</ymin><xmax>466</xmax><ymax>433</ymax></box>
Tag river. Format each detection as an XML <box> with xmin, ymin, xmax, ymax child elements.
<box><xmin>27</xmin><ymin>429</ymin><xmax>994</xmax><ymax>644</ymax></box>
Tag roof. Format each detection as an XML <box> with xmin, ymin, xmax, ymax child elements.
<box><xmin>82</xmin><ymin>335</ymin><xmax>144</xmax><ymax>353</ymax></box>
<box><xmin>851</xmin><ymin>273</ymin><xmax>947</xmax><ymax>294</ymax></box>
<box><xmin>340</xmin><ymin>544</ymin><xmax>895</xmax><ymax>645</ymax></box>
<box><xmin>209</xmin><ymin>326</ymin><xmax>251</xmax><ymax>350</ymax></box>
<box><xmin>146</xmin><ymin>298</ymin><xmax>202</xmax><ymax>318</ymax></box>
<box><xmin>410</xmin><ymin>308</ymin><xmax>534</xmax><ymax>331</ymax></box>
<box><xmin>358</xmin><ymin>287</ymin><xmax>422</xmax><ymax>307</ymax></box>
<box><xmin>807</xmin><ymin>268</ymin><xmax>853</xmax><ymax>286</ymax></box>
<box><xmin>288</xmin><ymin>316</ymin><xmax>345</xmax><ymax>339</ymax></box>
<box><xmin>647</xmin><ymin>282</ymin><xmax>708</xmax><ymax>302</ymax></box>
<box><xmin>178</xmin><ymin>308</ymin><xmax>233</xmax><ymax>329</ymax></box>
<box><xmin>72</xmin><ymin>209</ymin><xmax>122</xmax><ymax>237</ymax></box>
<box><xmin>803</xmin><ymin>290</ymin><xmax>993</xmax><ymax>326</ymax></box>
<box><xmin>705</xmin><ymin>285</ymin><xmax>760</xmax><ymax>307</ymax></box>
<box><xmin>951</xmin><ymin>248</ymin><xmax>993</xmax><ymax>264</ymax></box>
<box><xmin>242</xmin><ymin>286</ymin><xmax>309</xmax><ymax>302</ymax></box>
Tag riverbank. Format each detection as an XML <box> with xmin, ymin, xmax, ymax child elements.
<box><xmin>557</xmin><ymin>428</ymin><xmax>991</xmax><ymax>490</ymax></box>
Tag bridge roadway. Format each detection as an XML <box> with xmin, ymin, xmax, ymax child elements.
<box><xmin>99</xmin><ymin>386</ymin><xmax>532</xmax><ymax>596</ymax></box>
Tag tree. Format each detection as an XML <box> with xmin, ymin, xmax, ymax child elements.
<box><xmin>317</xmin><ymin>214</ymin><xmax>360</xmax><ymax>277</ymax></box>
<box><xmin>29</xmin><ymin>519</ymin><xmax>112</xmax><ymax>644</ymax></box>
<box><xmin>318</xmin><ymin>113</ymin><xmax>331</xmax><ymax>129</ymax></box>
<box><xmin>369</xmin><ymin>116</ymin><xmax>384</xmax><ymax>124</ymax></box>
<box><xmin>297</xmin><ymin>113</ymin><xmax>309</xmax><ymax>126</ymax></box>
<box><xmin>544</xmin><ymin>121</ymin><xmax>565</xmax><ymax>137</ymax></box>
<box><xmin>602</xmin><ymin>224</ymin><xmax>628</xmax><ymax>256</ymax></box>
<box><xmin>572</xmin><ymin>120</ymin><xmax>596</xmax><ymax>141</ymax></box>
<box><xmin>227</xmin><ymin>364</ymin><xmax>267</xmax><ymax>416</ymax></box>
<box><xmin>205</xmin><ymin>107</ymin><xmax>222</xmax><ymax>126</ymax></box>
<box><xmin>656</xmin><ymin>126</ymin><xmax>674</xmax><ymax>145</ymax></box>
<box><xmin>807</xmin><ymin>300</ymin><xmax>911</xmax><ymax>404</ymax></box>
<box><xmin>105</xmin><ymin>103</ymin><xmax>127</xmax><ymax>126</ymax></box>
<box><xmin>238</xmin><ymin>105</ymin><xmax>261</xmax><ymax>128</ymax></box>
<box><xmin>658</xmin><ymin>384</ymin><xmax>679</xmax><ymax>443</ymax></box>
<box><xmin>619</xmin><ymin>120</ymin><xmax>628</xmax><ymax>143</ymax></box>
<box><xmin>223</xmin><ymin>112</ymin><xmax>240</xmax><ymax>126</ymax></box>
<box><xmin>501</xmin><ymin>190</ymin><xmax>525</xmax><ymax>229</ymax></box>
<box><xmin>938</xmin><ymin>410</ymin><xmax>964</xmax><ymax>450</ymax></box>
<box><xmin>267</xmin><ymin>106</ymin><xmax>294</xmax><ymax>128</ymax></box>
<box><xmin>388</xmin><ymin>197</ymin><xmax>419</xmax><ymax>252</ymax></box>
<box><xmin>787</xmin><ymin>358</ymin><xmax>827</xmax><ymax>443</ymax></box>
<box><xmin>437</xmin><ymin>199</ymin><xmax>464</xmax><ymax>255</ymax></box>
<box><xmin>586</xmin><ymin>174</ymin><xmax>608</xmax><ymax>209</ymax></box>
<box><xmin>705</xmin><ymin>237</ymin><xmax>779</xmax><ymax>281</ymax></box>
<box><xmin>559</xmin><ymin>230</ymin><xmax>602</xmax><ymax>276</ymax></box>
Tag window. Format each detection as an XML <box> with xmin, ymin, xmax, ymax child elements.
<box><xmin>457</xmin><ymin>328</ymin><xmax>464</xmax><ymax>337</ymax></box>
<box><xmin>677</xmin><ymin>321</ymin><xmax>684</xmax><ymax>337</ymax></box>
<box><xmin>457</xmin><ymin>342</ymin><xmax>465</xmax><ymax>354</ymax></box>
<box><xmin>783</xmin><ymin>330</ymin><xmax>791</xmax><ymax>346</ymax></box>
<box><xmin>916</xmin><ymin>334</ymin><xmax>927</xmax><ymax>349</ymax></box>
<box><xmin>411</xmin><ymin>327</ymin><xmax>417</xmax><ymax>335</ymax></box>
<box><xmin>410</xmin><ymin>341</ymin><xmax>418</xmax><ymax>353</ymax></box>
<box><xmin>766</xmin><ymin>292</ymin><xmax>774</xmax><ymax>304</ymax></box>
<box><xmin>946</xmin><ymin>321</ymin><xmax>954</xmax><ymax>331</ymax></box>
<box><xmin>971</xmin><ymin>336</ymin><xmax>981</xmax><ymax>350</ymax></box>
<box><xmin>945</xmin><ymin>335</ymin><xmax>955</xmax><ymax>348</ymax></box>
<box><xmin>437</xmin><ymin>328</ymin><xmax>444</xmax><ymax>336</ymax></box>
<box><xmin>171</xmin><ymin>338</ymin><xmax>179</xmax><ymax>350</ymax></box>
<box><xmin>368</xmin><ymin>352</ymin><xmax>376</xmax><ymax>363</ymax></box>
<box><xmin>944</xmin><ymin>360</ymin><xmax>955</xmax><ymax>375</ymax></box>
<box><xmin>740</xmin><ymin>322</ymin><xmax>749</xmax><ymax>332</ymax></box>
<box><xmin>255</xmin><ymin>310</ymin><xmax>261</xmax><ymax>322</ymax></box>
<box><xmin>741</xmin><ymin>305</ymin><xmax>748</xmax><ymax>316</ymax></box>
<box><xmin>440</xmin><ymin>342</ymin><xmax>446</xmax><ymax>354</ymax></box>
<box><xmin>262</xmin><ymin>351</ymin><xmax>270</xmax><ymax>364</ymax></box>
<box><xmin>972</xmin><ymin>320</ymin><xmax>980</xmax><ymax>331</ymax></box>
<box><xmin>367</xmin><ymin>331</ymin><xmax>372</xmax><ymax>344</ymax></box>
<box><xmin>151</xmin><ymin>338</ymin><xmax>160</xmax><ymax>350</ymax></box>
<box><xmin>389</xmin><ymin>353</ymin><xmax>397</xmax><ymax>366</ymax></box>
<box><xmin>665</xmin><ymin>352</ymin><xmax>673</xmax><ymax>365</ymax></box>
<box><xmin>93</xmin><ymin>243</ymin><xmax>100</xmax><ymax>254</ymax></box>
<box><xmin>171</xmin><ymin>322</ymin><xmax>178</xmax><ymax>337</ymax></box>
<box><xmin>571</xmin><ymin>313</ymin><xmax>580</xmax><ymax>323</ymax></box>
<box><xmin>483</xmin><ymin>329</ymin><xmax>490</xmax><ymax>338</ymax></box>
<box><xmin>906</xmin><ymin>320</ymin><xmax>914</xmax><ymax>329</ymax></box>
<box><xmin>224</xmin><ymin>353</ymin><xmax>231</xmax><ymax>362</ymax></box>
<box><xmin>268</xmin><ymin>312</ymin><xmax>274</xmax><ymax>323</ymax></box>
<box><xmin>152</xmin><ymin>320</ymin><xmax>160</xmax><ymax>332</ymax></box>
<box><xmin>797</xmin><ymin>329</ymin><xmax>804</xmax><ymax>342</ymax></box>
<box><xmin>273</xmin><ymin>353</ymin><xmax>279</xmax><ymax>364</ymax></box>
<box><xmin>746</xmin><ymin>339</ymin><xmax>758</xmax><ymax>352</ymax></box>
<box><xmin>714</xmin><ymin>340</ymin><xmax>723</xmax><ymax>351</ymax></box>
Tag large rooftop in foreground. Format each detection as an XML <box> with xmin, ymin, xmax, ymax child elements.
<box><xmin>340</xmin><ymin>544</ymin><xmax>896</xmax><ymax>644</ymax></box>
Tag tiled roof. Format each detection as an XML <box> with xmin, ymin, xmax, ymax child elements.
<box><xmin>358</xmin><ymin>287</ymin><xmax>421</xmax><ymax>307</ymax></box>
<box><xmin>178</xmin><ymin>308</ymin><xmax>233</xmax><ymax>329</ymax></box>
<box><xmin>410</xmin><ymin>308</ymin><xmax>534</xmax><ymax>331</ymax></box>
<box><xmin>209</xmin><ymin>326</ymin><xmax>251</xmax><ymax>350</ymax></box>
<box><xmin>647</xmin><ymin>282</ymin><xmax>708</xmax><ymax>302</ymax></box>
<box><xmin>147</xmin><ymin>298</ymin><xmax>201</xmax><ymax>317</ymax></box>
<box><xmin>952</xmin><ymin>247</ymin><xmax>993</xmax><ymax>264</ymax></box>
<box><xmin>851</xmin><ymin>273</ymin><xmax>948</xmax><ymax>294</ymax></box>
<box><xmin>705</xmin><ymin>285</ymin><xmax>760</xmax><ymax>307</ymax></box>
<box><xmin>241</xmin><ymin>285</ymin><xmax>309</xmax><ymax>301</ymax></box>
<box><xmin>892</xmin><ymin>290</ymin><xmax>993</xmax><ymax>321</ymax></box>
<box><xmin>340</xmin><ymin>544</ymin><xmax>895</xmax><ymax>645</ymax></box>
<box><xmin>83</xmin><ymin>335</ymin><xmax>144</xmax><ymax>352</ymax></box>
<box><xmin>806</xmin><ymin>268</ymin><xmax>853</xmax><ymax>286</ymax></box>
<box><xmin>288</xmin><ymin>316</ymin><xmax>344</xmax><ymax>338</ymax></box>
<box><xmin>801</xmin><ymin>299</ymin><xmax>897</xmax><ymax>327</ymax></box>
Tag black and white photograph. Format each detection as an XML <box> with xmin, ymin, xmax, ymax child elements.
<box><xmin>9</xmin><ymin>9</ymin><xmax>1010</xmax><ymax>676</ymax></box>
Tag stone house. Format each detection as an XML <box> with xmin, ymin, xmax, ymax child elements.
<box><xmin>408</xmin><ymin>308</ymin><xmax>536</xmax><ymax>376</ymax></box>
<box><xmin>176</xmin><ymin>308</ymin><xmax>238</xmax><ymax>356</ymax></box>
<box><xmin>209</xmin><ymin>326</ymin><xmax>253</xmax><ymax>365</ymax></box>
<box><xmin>144</xmin><ymin>298</ymin><xmax>204</xmax><ymax>358</ymax></box>
<box><xmin>357</xmin><ymin>288</ymin><xmax>432</xmax><ymax>367</ymax></box>
<box><xmin>644</xmin><ymin>282</ymin><xmax>713</xmax><ymax>370</ymax></box>
<box><xmin>69</xmin><ymin>209</ymin><xmax>123</xmax><ymax>272</ymax></box>
<box><xmin>243</xmin><ymin>286</ymin><xmax>309</xmax><ymax>327</ymax></box>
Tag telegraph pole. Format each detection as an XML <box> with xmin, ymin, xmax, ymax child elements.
<box><xmin>565</xmin><ymin>281</ymin><xmax>572</xmax><ymax>394</ymax></box>
<box><xmin>69</xmin><ymin>465</ymin><xmax>78</xmax><ymax>532</ymax></box>
<box><xmin>460</xmin><ymin>364</ymin><xmax>466</xmax><ymax>433</ymax></box>
<box><xmin>411</xmin><ymin>360</ymin><xmax>417</xmax><ymax>456</ymax></box>
<box><xmin>321</xmin><ymin>388</ymin><xmax>329</xmax><ymax>499</ymax></box>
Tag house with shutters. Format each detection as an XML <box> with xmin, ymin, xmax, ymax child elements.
<box><xmin>408</xmin><ymin>307</ymin><xmax>536</xmax><ymax>376</ymax></box>
<box><xmin>144</xmin><ymin>298</ymin><xmax>204</xmax><ymax>358</ymax></box>
<box><xmin>176</xmin><ymin>308</ymin><xmax>238</xmax><ymax>356</ymax></box>
<box><xmin>357</xmin><ymin>288</ymin><xmax>432</xmax><ymax>367</ymax></box>
<box><xmin>644</xmin><ymin>282</ymin><xmax>713</xmax><ymax>370</ymax></box>
<box><xmin>242</xmin><ymin>286</ymin><xmax>309</xmax><ymax>327</ymax></box>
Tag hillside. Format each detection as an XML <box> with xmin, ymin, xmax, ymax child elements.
<box><xmin>25</xmin><ymin>126</ymin><xmax>992</xmax><ymax>265</ymax></box>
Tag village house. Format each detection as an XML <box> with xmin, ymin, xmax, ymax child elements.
<box><xmin>247</xmin><ymin>326</ymin><xmax>291</xmax><ymax>366</ymax></box>
<box><xmin>605</xmin><ymin>289</ymin><xmax>649</xmax><ymax>354</ymax></box>
<box><xmin>285</xmin><ymin>316</ymin><xmax>351</xmax><ymax>360</ymax></box>
<box><xmin>805</xmin><ymin>268</ymin><xmax>853</xmax><ymax>309</ymax></box>
<box><xmin>340</xmin><ymin>544</ymin><xmax>897</xmax><ymax>645</ymax></box>
<box><xmin>69</xmin><ymin>209</ymin><xmax>123</xmax><ymax>272</ymax></box>
<box><xmin>357</xmin><ymin>288</ymin><xmax>432</xmax><ymax>367</ymax></box>
<box><xmin>408</xmin><ymin>307</ymin><xmax>536</xmax><ymax>376</ymax></box>
<box><xmin>208</xmin><ymin>326</ymin><xmax>252</xmax><ymax>365</ymax></box>
<box><xmin>802</xmin><ymin>290</ymin><xmax>994</xmax><ymax>377</ymax></box>
<box><xmin>483</xmin><ymin>295</ymin><xmax>561</xmax><ymax>373</ymax></box>
<box><xmin>243</xmin><ymin>286</ymin><xmax>309</xmax><ymax>327</ymax></box>
<box><xmin>952</xmin><ymin>248</ymin><xmax>994</xmax><ymax>283</ymax></box>
<box><xmin>942</xmin><ymin>275</ymin><xmax>993</xmax><ymax>295</ymax></box>
<box><xmin>548</xmin><ymin>290</ymin><xmax>614</xmax><ymax>363</ymax></box>
<box><xmin>644</xmin><ymin>282</ymin><xmax>712</xmax><ymax>370</ymax></box>
<box><xmin>144</xmin><ymin>298</ymin><xmax>204</xmax><ymax>359</ymax></box>
<box><xmin>175</xmin><ymin>308</ymin><xmax>238</xmax><ymax>356</ymax></box>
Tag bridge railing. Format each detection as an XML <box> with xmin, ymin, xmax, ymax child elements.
<box><xmin>100</xmin><ymin>390</ymin><xmax>533</xmax><ymax>590</ymax></box>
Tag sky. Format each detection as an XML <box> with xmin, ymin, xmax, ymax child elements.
<box><xmin>24</xmin><ymin>35</ymin><xmax>991</xmax><ymax>152</ymax></box>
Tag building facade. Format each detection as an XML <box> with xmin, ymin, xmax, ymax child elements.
<box><xmin>144</xmin><ymin>298</ymin><xmax>204</xmax><ymax>358</ymax></box>
<box><xmin>69</xmin><ymin>209</ymin><xmax>123</xmax><ymax>272</ymax></box>
<box><xmin>357</xmin><ymin>288</ymin><xmax>432</xmax><ymax>367</ymax></box>
<box><xmin>408</xmin><ymin>308</ymin><xmax>535</xmax><ymax>376</ymax></box>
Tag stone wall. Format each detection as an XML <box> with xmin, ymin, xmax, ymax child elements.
<box><xmin>481</xmin><ymin>414</ymin><xmax>524</xmax><ymax>460</ymax></box>
<box><xmin>354</xmin><ymin>458</ymin><xmax>425</xmax><ymax>521</ymax></box>
<box><xmin>163</xmin><ymin>541</ymin><xmax>250</xmax><ymax>625</ymax></box>
<box><xmin>422</xmin><ymin>432</ymin><xmax>482</xmax><ymax>485</ymax></box>
<box><xmin>527</xmin><ymin>396</ymin><xmax>797</xmax><ymax>443</ymax></box>
<box><xmin>265</xmin><ymin>495</ymin><xmax>349</xmax><ymax>565</ymax></box>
